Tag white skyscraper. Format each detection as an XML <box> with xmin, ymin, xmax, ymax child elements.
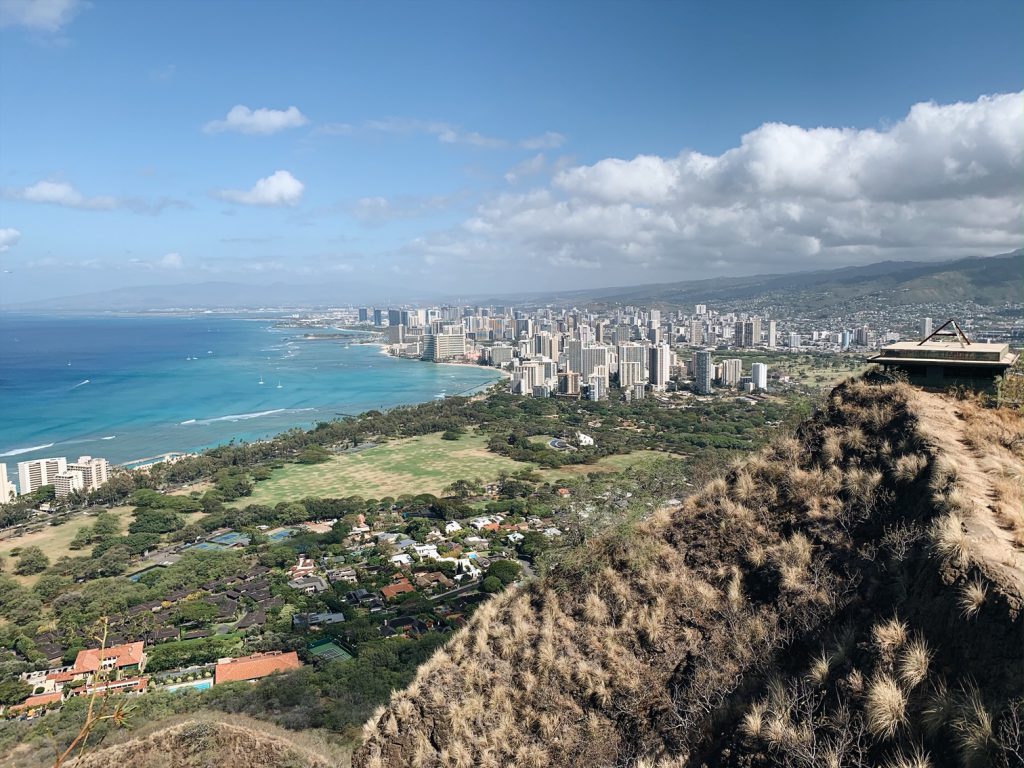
<box><xmin>18</xmin><ymin>457</ymin><xmax>67</xmax><ymax>495</ymax></box>
<box><xmin>619</xmin><ymin>361</ymin><xmax>644</xmax><ymax>388</ymax></box>
<box><xmin>920</xmin><ymin>317</ymin><xmax>933</xmax><ymax>339</ymax></box>
<box><xmin>767</xmin><ymin>320</ymin><xmax>777</xmax><ymax>349</ymax></box>
<box><xmin>788</xmin><ymin>332</ymin><xmax>801</xmax><ymax>348</ymax></box>
<box><xmin>0</xmin><ymin>465</ymin><xmax>16</xmax><ymax>502</ymax></box>
<box><xmin>721</xmin><ymin>358</ymin><xmax>743</xmax><ymax>387</ymax></box>
<box><xmin>617</xmin><ymin>342</ymin><xmax>649</xmax><ymax>381</ymax></box>
<box><xmin>694</xmin><ymin>351</ymin><xmax>713</xmax><ymax>395</ymax></box>
<box><xmin>752</xmin><ymin>362</ymin><xmax>768</xmax><ymax>391</ymax></box>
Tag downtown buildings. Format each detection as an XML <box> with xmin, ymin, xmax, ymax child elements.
<box><xmin>15</xmin><ymin>455</ymin><xmax>110</xmax><ymax>498</ymax></box>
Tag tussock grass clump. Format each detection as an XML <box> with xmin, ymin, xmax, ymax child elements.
<box><xmin>893</xmin><ymin>452</ymin><xmax>929</xmax><ymax>482</ymax></box>
<box><xmin>898</xmin><ymin>636</ymin><xmax>931</xmax><ymax>689</ymax></box>
<box><xmin>883</xmin><ymin>744</ymin><xmax>933</xmax><ymax>768</ymax></box>
<box><xmin>872</xmin><ymin>617</ymin><xmax>909</xmax><ymax>659</ymax></box>
<box><xmin>959</xmin><ymin>575</ymin><xmax>988</xmax><ymax>619</ymax></box>
<box><xmin>954</xmin><ymin>684</ymin><xmax>995</xmax><ymax>767</ymax></box>
<box><xmin>922</xmin><ymin>678</ymin><xmax>953</xmax><ymax>738</ymax></box>
<box><xmin>866</xmin><ymin>673</ymin><xmax>908</xmax><ymax>739</ymax></box>
<box><xmin>930</xmin><ymin>512</ymin><xmax>970</xmax><ymax>568</ymax></box>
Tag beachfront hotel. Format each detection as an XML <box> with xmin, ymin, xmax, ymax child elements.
<box><xmin>17</xmin><ymin>455</ymin><xmax>110</xmax><ymax>498</ymax></box>
<box><xmin>0</xmin><ymin>464</ymin><xmax>16</xmax><ymax>502</ymax></box>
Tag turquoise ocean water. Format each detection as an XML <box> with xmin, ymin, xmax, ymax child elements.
<box><xmin>0</xmin><ymin>314</ymin><xmax>501</xmax><ymax>483</ymax></box>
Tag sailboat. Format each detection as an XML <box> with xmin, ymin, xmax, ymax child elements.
<box><xmin>258</xmin><ymin>375</ymin><xmax>265</xmax><ymax>385</ymax></box>
<box><xmin>276</xmin><ymin>381</ymin><xmax>283</xmax><ymax>389</ymax></box>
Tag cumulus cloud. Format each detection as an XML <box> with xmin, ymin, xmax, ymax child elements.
<box><xmin>452</xmin><ymin>91</ymin><xmax>1023</xmax><ymax>274</ymax></box>
<box><xmin>0</xmin><ymin>227</ymin><xmax>21</xmax><ymax>252</ymax></box>
<box><xmin>505</xmin><ymin>153</ymin><xmax>547</xmax><ymax>184</ymax></box>
<box><xmin>217</xmin><ymin>170</ymin><xmax>304</xmax><ymax>207</ymax></box>
<box><xmin>0</xmin><ymin>0</ymin><xmax>83</xmax><ymax>32</ymax></box>
<box><xmin>204</xmin><ymin>105</ymin><xmax>309</xmax><ymax>135</ymax></box>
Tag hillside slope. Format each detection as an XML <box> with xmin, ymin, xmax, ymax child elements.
<box><xmin>356</xmin><ymin>379</ymin><xmax>1024</xmax><ymax>767</ymax></box>
<box><xmin>544</xmin><ymin>249</ymin><xmax>1023</xmax><ymax>311</ymax></box>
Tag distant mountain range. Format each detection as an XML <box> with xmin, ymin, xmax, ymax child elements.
<box><xmin>6</xmin><ymin>249</ymin><xmax>1021</xmax><ymax>312</ymax></box>
<box><xmin>533</xmin><ymin>249</ymin><xmax>1024</xmax><ymax>311</ymax></box>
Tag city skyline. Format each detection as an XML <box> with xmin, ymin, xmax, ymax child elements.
<box><xmin>1</xmin><ymin>0</ymin><xmax>1022</xmax><ymax>304</ymax></box>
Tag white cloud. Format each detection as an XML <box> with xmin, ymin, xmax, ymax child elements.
<box><xmin>217</xmin><ymin>170</ymin><xmax>305</xmax><ymax>207</ymax></box>
<box><xmin>4</xmin><ymin>180</ymin><xmax>188</xmax><ymax>214</ymax></box>
<box><xmin>0</xmin><ymin>0</ymin><xmax>83</xmax><ymax>32</ymax></box>
<box><xmin>326</xmin><ymin>119</ymin><xmax>565</xmax><ymax>151</ymax></box>
<box><xmin>445</xmin><ymin>91</ymin><xmax>1024</xmax><ymax>274</ymax></box>
<box><xmin>160</xmin><ymin>252</ymin><xmax>183</xmax><ymax>269</ymax></box>
<box><xmin>16</xmin><ymin>180</ymin><xmax>116</xmax><ymax>209</ymax></box>
<box><xmin>505</xmin><ymin>153</ymin><xmax>547</xmax><ymax>184</ymax></box>
<box><xmin>0</xmin><ymin>227</ymin><xmax>21</xmax><ymax>252</ymax></box>
<box><xmin>350</xmin><ymin>193</ymin><xmax>455</xmax><ymax>224</ymax></box>
<box><xmin>204</xmin><ymin>105</ymin><xmax>308</xmax><ymax>135</ymax></box>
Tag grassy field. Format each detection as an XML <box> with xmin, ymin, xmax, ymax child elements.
<box><xmin>0</xmin><ymin>506</ymin><xmax>134</xmax><ymax>586</ymax></box>
<box><xmin>541</xmin><ymin>450</ymin><xmax>678</xmax><ymax>481</ymax></box>
<box><xmin>236</xmin><ymin>434</ymin><xmax>682</xmax><ymax>507</ymax></box>
<box><xmin>236</xmin><ymin>432</ymin><xmax>531</xmax><ymax>506</ymax></box>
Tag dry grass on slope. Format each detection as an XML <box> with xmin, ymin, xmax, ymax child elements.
<box><xmin>65</xmin><ymin>714</ymin><xmax>344</xmax><ymax>768</ymax></box>
<box><xmin>355</xmin><ymin>378</ymin><xmax>1024</xmax><ymax>768</ymax></box>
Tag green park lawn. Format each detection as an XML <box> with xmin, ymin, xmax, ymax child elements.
<box><xmin>236</xmin><ymin>432</ymin><xmax>530</xmax><ymax>505</ymax></box>
<box><xmin>237</xmin><ymin>431</ymin><xmax>682</xmax><ymax>507</ymax></box>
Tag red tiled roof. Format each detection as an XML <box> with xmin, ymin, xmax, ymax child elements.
<box><xmin>381</xmin><ymin>578</ymin><xmax>415</xmax><ymax>600</ymax></box>
<box><xmin>9</xmin><ymin>691</ymin><xmax>63</xmax><ymax>711</ymax></box>
<box><xmin>73</xmin><ymin>642</ymin><xmax>145</xmax><ymax>674</ymax></box>
<box><xmin>214</xmin><ymin>652</ymin><xmax>300</xmax><ymax>685</ymax></box>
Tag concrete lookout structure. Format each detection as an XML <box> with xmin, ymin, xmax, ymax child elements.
<box><xmin>870</xmin><ymin>320</ymin><xmax>1018</xmax><ymax>394</ymax></box>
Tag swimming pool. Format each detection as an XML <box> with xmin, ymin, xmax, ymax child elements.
<box><xmin>164</xmin><ymin>678</ymin><xmax>213</xmax><ymax>693</ymax></box>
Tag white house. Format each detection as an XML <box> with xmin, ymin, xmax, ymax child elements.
<box><xmin>507</xmin><ymin>532</ymin><xmax>525</xmax><ymax>544</ymax></box>
<box><xmin>390</xmin><ymin>553</ymin><xmax>413</xmax><ymax>566</ymax></box>
<box><xmin>444</xmin><ymin>521</ymin><xmax>462</xmax><ymax>534</ymax></box>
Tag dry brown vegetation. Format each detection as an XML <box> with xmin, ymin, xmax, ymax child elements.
<box><xmin>64</xmin><ymin>713</ymin><xmax>347</xmax><ymax>768</ymax></box>
<box><xmin>355</xmin><ymin>377</ymin><xmax>1024</xmax><ymax>768</ymax></box>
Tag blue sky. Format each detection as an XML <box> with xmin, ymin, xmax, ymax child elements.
<box><xmin>0</xmin><ymin>0</ymin><xmax>1021</xmax><ymax>303</ymax></box>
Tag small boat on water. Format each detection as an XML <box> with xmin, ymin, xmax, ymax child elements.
<box><xmin>258</xmin><ymin>375</ymin><xmax>265</xmax><ymax>385</ymax></box>
<box><xmin>276</xmin><ymin>381</ymin><xmax>283</xmax><ymax>389</ymax></box>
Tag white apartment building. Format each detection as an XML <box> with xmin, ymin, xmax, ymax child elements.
<box><xmin>720</xmin><ymin>358</ymin><xmax>743</xmax><ymax>387</ymax></box>
<box><xmin>68</xmin><ymin>456</ymin><xmax>110</xmax><ymax>492</ymax></box>
<box><xmin>421</xmin><ymin>327</ymin><xmax>466</xmax><ymax>362</ymax></box>
<box><xmin>0</xmin><ymin>464</ymin><xmax>16</xmax><ymax>503</ymax></box>
<box><xmin>54</xmin><ymin>470</ymin><xmax>85</xmax><ymax>499</ymax></box>
<box><xmin>619</xmin><ymin>360</ymin><xmax>644</xmax><ymax>388</ymax></box>
<box><xmin>767</xmin><ymin>320</ymin><xmax>777</xmax><ymax>349</ymax></box>
<box><xmin>752</xmin><ymin>362</ymin><xmax>769</xmax><ymax>392</ymax></box>
<box><xmin>18</xmin><ymin>457</ymin><xmax>67</xmax><ymax>495</ymax></box>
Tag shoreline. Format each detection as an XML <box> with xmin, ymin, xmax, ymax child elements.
<box><xmin>2</xmin><ymin>335</ymin><xmax>505</xmax><ymax>477</ymax></box>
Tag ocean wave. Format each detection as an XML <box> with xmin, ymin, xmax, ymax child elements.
<box><xmin>0</xmin><ymin>443</ymin><xmax>55</xmax><ymax>457</ymax></box>
<box><xmin>184</xmin><ymin>408</ymin><xmax>316</xmax><ymax>426</ymax></box>
<box><xmin>179</xmin><ymin>419</ymin><xmax>197</xmax><ymax>425</ymax></box>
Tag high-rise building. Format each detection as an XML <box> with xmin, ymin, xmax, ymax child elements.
<box><xmin>694</xmin><ymin>304</ymin><xmax>707</xmax><ymax>316</ymax></box>
<box><xmin>752</xmin><ymin>362</ymin><xmax>768</xmax><ymax>391</ymax></box>
<box><xmin>421</xmin><ymin>327</ymin><xmax>466</xmax><ymax>362</ymax></box>
<box><xmin>788</xmin><ymin>332</ymin><xmax>801</xmax><ymax>348</ymax></box>
<box><xmin>358</xmin><ymin>307</ymin><xmax>369</xmax><ymax>323</ymax></box>
<box><xmin>558</xmin><ymin>371</ymin><xmax>581</xmax><ymax>396</ymax></box>
<box><xmin>734</xmin><ymin>318</ymin><xmax>762</xmax><ymax>348</ymax></box>
<box><xmin>68</xmin><ymin>456</ymin><xmax>109</xmax><ymax>493</ymax></box>
<box><xmin>54</xmin><ymin>470</ymin><xmax>85</xmax><ymax>498</ymax></box>
<box><xmin>587</xmin><ymin>369</ymin><xmax>608</xmax><ymax>400</ymax></box>
<box><xmin>694</xmin><ymin>351</ymin><xmax>713</xmax><ymax>395</ymax></box>
<box><xmin>767</xmin><ymin>320</ymin><xmax>777</xmax><ymax>349</ymax></box>
<box><xmin>18</xmin><ymin>457</ymin><xmax>67</xmax><ymax>495</ymax></box>
<box><xmin>617</xmin><ymin>342</ymin><xmax>648</xmax><ymax>381</ymax></box>
<box><xmin>0</xmin><ymin>464</ymin><xmax>16</xmax><ymax>502</ymax></box>
<box><xmin>721</xmin><ymin>358</ymin><xmax>743</xmax><ymax>387</ymax></box>
<box><xmin>580</xmin><ymin>345</ymin><xmax>610</xmax><ymax>385</ymax></box>
<box><xmin>649</xmin><ymin>343</ymin><xmax>671</xmax><ymax>391</ymax></box>
<box><xmin>619</xmin><ymin>360</ymin><xmax>644</xmax><ymax>388</ymax></box>
<box><xmin>386</xmin><ymin>324</ymin><xmax>405</xmax><ymax>344</ymax></box>
<box><xmin>631</xmin><ymin>382</ymin><xmax>646</xmax><ymax>401</ymax></box>
<box><xmin>387</xmin><ymin>309</ymin><xmax>402</xmax><ymax>327</ymax></box>
<box><xmin>372</xmin><ymin>309</ymin><xmax>383</xmax><ymax>327</ymax></box>
<box><xmin>688</xmin><ymin>320</ymin><xmax>703</xmax><ymax>346</ymax></box>
<box><xmin>920</xmin><ymin>317</ymin><xmax>933</xmax><ymax>339</ymax></box>
<box><xmin>488</xmin><ymin>345</ymin><xmax>515</xmax><ymax>367</ymax></box>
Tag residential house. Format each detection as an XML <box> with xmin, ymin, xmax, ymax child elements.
<box><xmin>214</xmin><ymin>651</ymin><xmax>301</xmax><ymax>685</ymax></box>
<box><xmin>287</xmin><ymin>575</ymin><xmax>329</xmax><ymax>594</ymax></box>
